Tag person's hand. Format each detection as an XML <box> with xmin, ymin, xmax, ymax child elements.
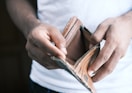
<box><xmin>88</xmin><ymin>13</ymin><xmax>132</xmax><ymax>82</ymax></box>
<box><xmin>25</xmin><ymin>23</ymin><xmax>67</xmax><ymax>69</ymax></box>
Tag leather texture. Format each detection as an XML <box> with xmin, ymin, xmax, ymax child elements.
<box><xmin>52</xmin><ymin>17</ymin><xmax>100</xmax><ymax>93</ymax></box>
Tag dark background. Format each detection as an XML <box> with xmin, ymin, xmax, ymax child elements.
<box><xmin>0</xmin><ymin>0</ymin><xmax>32</xmax><ymax>93</ymax></box>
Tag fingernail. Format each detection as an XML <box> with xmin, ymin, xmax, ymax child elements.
<box><xmin>88</xmin><ymin>71</ymin><xmax>95</xmax><ymax>77</ymax></box>
<box><xmin>61</xmin><ymin>47</ymin><xmax>67</xmax><ymax>55</ymax></box>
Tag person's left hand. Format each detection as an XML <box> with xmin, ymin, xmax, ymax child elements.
<box><xmin>88</xmin><ymin>12</ymin><xmax>132</xmax><ymax>82</ymax></box>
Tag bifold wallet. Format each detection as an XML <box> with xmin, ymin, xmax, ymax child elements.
<box><xmin>52</xmin><ymin>17</ymin><xmax>100</xmax><ymax>93</ymax></box>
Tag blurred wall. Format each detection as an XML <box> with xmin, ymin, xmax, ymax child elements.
<box><xmin>0</xmin><ymin>0</ymin><xmax>31</xmax><ymax>93</ymax></box>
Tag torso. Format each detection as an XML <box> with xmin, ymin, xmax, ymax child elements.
<box><xmin>30</xmin><ymin>0</ymin><xmax>132</xmax><ymax>93</ymax></box>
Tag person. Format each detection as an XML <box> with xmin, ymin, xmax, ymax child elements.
<box><xmin>6</xmin><ymin>0</ymin><xmax>132</xmax><ymax>93</ymax></box>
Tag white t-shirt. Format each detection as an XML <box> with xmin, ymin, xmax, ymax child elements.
<box><xmin>30</xmin><ymin>0</ymin><xmax>132</xmax><ymax>93</ymax></box>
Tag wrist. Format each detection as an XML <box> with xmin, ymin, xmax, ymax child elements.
<box><xmin>23</xmin><ymin>15</ymin><xmax>41</xmax><ymax>39</ymax></box>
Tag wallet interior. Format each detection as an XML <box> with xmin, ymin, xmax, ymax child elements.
<box><xmin>52</xmin><ymin>17</ymin><xmax>99</xmax><ymax>93</ymax></box>
<box><xmin>63</xmin><ymin>18</ymin><xmax>94</xmax><ymax>66</ymax></box>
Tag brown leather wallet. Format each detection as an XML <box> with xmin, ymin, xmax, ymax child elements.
<box><xmin>51</xmin><ymin>17</ymin><xmax>100</xmax><ymax>93</ymax></box>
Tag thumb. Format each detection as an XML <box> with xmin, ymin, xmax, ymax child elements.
<box><xmin>50</xmin><ymin>28</ymin><xmax>67</xmax><ymax>55</ymax></box>
<box><xmin>90</xmin><ymin>18</ymin><xmax>114</xmax><ymax>44</ymax></box>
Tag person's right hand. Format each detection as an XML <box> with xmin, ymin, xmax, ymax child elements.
<box><xmin>25</xmin><ymin>23</ymin><xmax>67</xmax><ymax>69</ymax></box>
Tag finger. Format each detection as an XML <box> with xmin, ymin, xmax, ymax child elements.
<box><xmin>30</xmin><ymin>31</ymin><xmax>66</xmax><ymax>60</ymax></box>
<box><xmin>26</xmin><ymin>42</ymin><xmax>59</xmax><ymax>69</ymax></box>
<box><xmin>26</xmin><ymin>41</ymin><xmax>50</xmax><ymax>63</ymax></box>
<box><xmin>90</xmin><ymin>18</ymin><xmax>114</xmax><ymax>44</ymax></box>
<box><xmin>88</xmin><ymin>38</ymin><xmax>116</xmax><ymax>76</ymax></box>
<box><xmin>92</xmin><ymin>50</ymin><xmax>121</xmax><ymax>82</ymax></box>
<box><xmin>50</xmin><ymin>28</ymin><xmax>67</xmax><ymax>55</ymax></box>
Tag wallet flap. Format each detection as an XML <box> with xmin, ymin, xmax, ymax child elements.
<box><xmin>63</xmin><ymin>16</ymin><xmax>82</xmax><ymax>47</ymax></box>
<box><xmin>63</xmin><ymin>17</ymin><xmax>87</xmax><ymax>65</ymax></box>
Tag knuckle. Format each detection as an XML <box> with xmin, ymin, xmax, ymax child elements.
<box><xmin>100</xmin><ymin>53</ymin><xmax>109</xmax><ymax>62</ymax></box>
<box><xmin>97</xmin><ymin>17</ymin><xmax>114</xmax><ymax>31</ymax></box>
<box><xmin>98</xmin><ymin>23</ymin><xmax>107</xmax><ymax>30</ymax></box>
<box><xmin>103</xmin><ymin>56</ymin><xmax>109</xmax><ymax>62</ymax></box>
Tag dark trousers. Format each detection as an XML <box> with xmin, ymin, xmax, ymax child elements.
<box><xmin>30</xmin><ymin>79</ymin><xmax>59</xmax><ymax>93</ymax></box>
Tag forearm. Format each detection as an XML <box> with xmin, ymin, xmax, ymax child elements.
<box><xmin>6</xmin><ymin>0</ymin><xmax>40</xmax><ymax>38</ymax></box>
